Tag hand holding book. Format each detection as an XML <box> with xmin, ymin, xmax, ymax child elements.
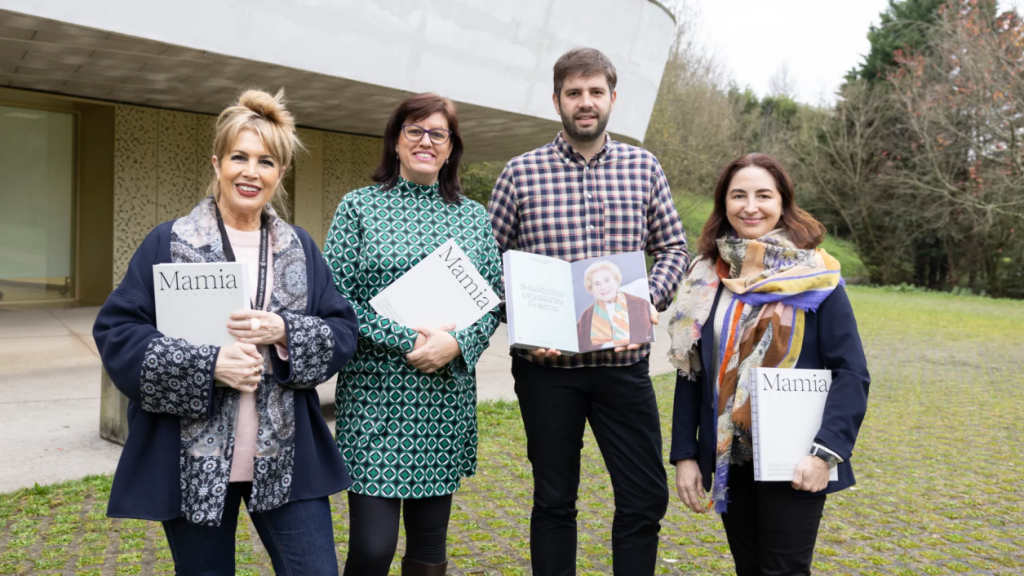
<box><xmin>227</xmin><ymin>309</ymin><xmax>286</xmax><ymax>345</ymax></box>
<box><xmin>791</xmin><ymin>455</ymin><xmax>831</xmax><ymax>492</ymax></box>
<box><xmin>214</xmin><ymin>342</ymin><xmax>264</xmax><ymax>393</ymax></box>
<box><xmin>406</xmin><ymin>323</ymin><xmax>459</xmax><ymax>374</ymax></box>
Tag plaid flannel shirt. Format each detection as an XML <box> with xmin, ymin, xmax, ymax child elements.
<box><xmin>487</xmin><ymin>133</ymin><xmax>690</xmax><ymax>368</ymax></box>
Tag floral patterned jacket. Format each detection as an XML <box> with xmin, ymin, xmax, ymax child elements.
<box><xmin>94</xmin><ymin>198</ymin><xmax>358</xmax><ymax>526</ymax></box>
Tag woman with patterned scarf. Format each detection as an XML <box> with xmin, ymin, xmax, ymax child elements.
<box><xmin>666</xmin><ymin>153</ymin><xmax>870</xmax><ymax>576</ymax></box>
<box><xmin>576</xmin><ymin>260</ymin><xmax>655</xmax><ymax>353</ymax></box>
<box><xmin>94</xmin><ymin>89</ymin><xmax>358</xmax><ymax>575</ymax></box>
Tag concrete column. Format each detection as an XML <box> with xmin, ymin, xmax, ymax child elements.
<box><xmin>99</xmin><ymin>368</ymin><xmax>129</xmax><ymax>445</ymax></box>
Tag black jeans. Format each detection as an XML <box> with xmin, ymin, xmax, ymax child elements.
<box><xmin>342</xmin><ymin>492</ymin><xmax>453</xmax><ymax>576</ymax></box>
<box><xmin>720</xmin><ymin>464</ymin><xmax>827</xmax><ymax>576</ymax></box>
<box><xmin>512</xmin><ymin>356</ymin><xmax>669</xmax><ymax>576</ymax></box>
<box><xmin>162</xmin><ymin>482</ymin><xmax>337</xmax><ymax>576</ymax></box>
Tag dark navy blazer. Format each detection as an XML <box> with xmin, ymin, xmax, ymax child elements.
<box><xmin>670</xmin><ymin>284</ymin><xmax>870</xmax><ymax>495</ymax></box>
<box><xmin>93</xmin><ymin>221</ymin><xmax>357</xmax><ymax>521</ymax></box>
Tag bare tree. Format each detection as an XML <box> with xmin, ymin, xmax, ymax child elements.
<box><xmin>768</xmin><ymin>62</ymin><xmax>797</xmax><ymax>99</ymax></box>
<box><xmin>645</xmin><ymin>0</ymin><xmax>744</xmax><ymax>207</ymax></box>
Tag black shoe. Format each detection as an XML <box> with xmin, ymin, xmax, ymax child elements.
<box><xmin>400</xmin><ymin>557</ymin><xmax>448</xmax><ymax>576</ymax></box>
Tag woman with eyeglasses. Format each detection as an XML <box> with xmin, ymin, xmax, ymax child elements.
<box><xmin>323</xmin><ymin>93</ymin><xmax>502</xmax><ymax>576</ymax></box>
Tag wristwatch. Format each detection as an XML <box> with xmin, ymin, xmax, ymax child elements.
<box><xmin>809</xmin><ymin>444</ymin><xmax>841</xmax><ymax>469</ymax></box>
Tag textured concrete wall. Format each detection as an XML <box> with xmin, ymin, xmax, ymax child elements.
<box><xmin>112</xmin><ymin>105</ymin><xmax>380</xmax><ymax>286</ymax></box>
<box><xmin>6</xmin><ymin>0</ymin><xmax>675</xmax><ymax>143</ymax></box>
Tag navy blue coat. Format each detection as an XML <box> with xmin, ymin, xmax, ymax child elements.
<box><xmin>94</xmin><ymin>217</ymin><xmax>358</xmax><ymax>523</ymax></box>
<box><xmin>670</xmin><ymin>284</ymin><xmax>870</xmax><ymax>495</ymax></box>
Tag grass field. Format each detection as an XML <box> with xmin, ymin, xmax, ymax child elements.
<box><xmin>1</xmin><ymin>286</ymin><xmax>1022</xmax><ymax>575</ymax></box>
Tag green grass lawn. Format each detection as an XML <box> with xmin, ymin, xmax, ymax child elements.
<box><xmin>1</xmin><ymin>286</ymin><xmax>1022</xmax><ymax>575</ymax></box>
<box><xmin>674</xmin><ymin>194</ymin><xmax>870</xmax><ymax>282</ymax></box>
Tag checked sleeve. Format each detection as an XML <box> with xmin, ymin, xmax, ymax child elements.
<box><xmin>645</xmin><ymin>160</ymin><xmax>689</xmax><ymax>310</ymax></box>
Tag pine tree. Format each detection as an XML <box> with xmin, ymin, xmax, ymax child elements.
<box><xmin>850</xmin><ymin>0</ymin><xmax>946</xmax><ymax>82</ymax></box>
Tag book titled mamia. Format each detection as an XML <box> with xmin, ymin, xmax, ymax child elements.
<box><xmin>153</xmin><ymin>263</ymin><xmax>250</xmax><ymax>348</ymax></box>
<box><xmin>503</xmin><ymin>250</ymin><xmax>655</xmax><ymax>355</ymax></box>
<box><xmin>749</xmin><ymin>367</ymin><xmax>839</xmax><ymax>482</ymax></box>
<box><xmin>370</xmin><ymin>239</ymin><xmax>500</xmax><ymax>331</ymax></box>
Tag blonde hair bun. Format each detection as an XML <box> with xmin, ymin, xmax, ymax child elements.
<box><xmin>206</xmin><ymin>87</ymin><xmax>303</xmax><ymax>221</ymax></box>
<box><xmin>237</xmin><ymin>88</ymin><xmax>295</xmax><ymax>133</ymax></box>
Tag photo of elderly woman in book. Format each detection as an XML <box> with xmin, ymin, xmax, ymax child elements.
<box><xmin>575</xmin><ymin>259</ymin><xmax>656</xmax><ymax>353</ymax></box>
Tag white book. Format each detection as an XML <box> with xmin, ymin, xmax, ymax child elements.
<box><xmin>370</xmin><ymin>239</ymin><xmax>499</xmax><ymax>332</ymax></box>
<box><xmin>749</xmin><ymin>367</ymin><xmax>838</xmax><ymax>482</ymax></box>
<box><xmin>153</xmin><ymin>262</ymin><xmax>250</xmax><ymax>348</ymax></box>
<box><xmin>503</xmin><ymin>250</ymin><xmax>655</xmax><ymax>355</ymax></box>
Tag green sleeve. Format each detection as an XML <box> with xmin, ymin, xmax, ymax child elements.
<box><xmin>323</xmin><ymin>194</ymin><xmax>418</xmax><ymax>355</ymax></box>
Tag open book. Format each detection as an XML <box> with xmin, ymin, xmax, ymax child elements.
<box><xmin>153</xmin><ymin>262</ymin><xmax>250</xmax><ymax>348</ymax></box>
<box><xmin>370</xmin><ymin>239</ymin><xmax>500</xmax><ymax>331</ymax></box>
<box><xmin>749</xmin><ymin>367</ymin><xmax>838</xmax><ymax>482</ymax></box>
<box><xmin>503</xmin><ymin>250</ymin><xmax>654</xmax><ymax>355</ymax></box>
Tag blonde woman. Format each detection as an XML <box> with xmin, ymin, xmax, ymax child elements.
<box><xmin>93</xmin><ymin>89</ymin><xmax>358</xmax><ymax>575</ymax></box>
<box><xmin>575</xmin><ymin>260</ymin><xmax>655</xmax><ymax>353</ymax></box>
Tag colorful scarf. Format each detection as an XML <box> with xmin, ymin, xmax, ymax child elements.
<box><xmin>666</xmin><ymin>230</ymin><xmax>842</xmax><ymax>513</ymax></box>
<box><xmin>591</xmin><ymin>291</ymin><xmax>631</xmax><ymax>347</ymax></box>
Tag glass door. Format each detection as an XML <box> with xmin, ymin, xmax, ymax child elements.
<box><xmin>0</xmin><ymin>105</ymin><xmax>76</xmax><ymax>304</ymax></box>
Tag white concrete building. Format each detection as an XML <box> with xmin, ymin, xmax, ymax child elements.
<box><xmin>0</xmin><ymin>0</ymin><xmax>675</xmax><ymax>308</ymax></box>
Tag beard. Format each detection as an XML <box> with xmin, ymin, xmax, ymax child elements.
<box><xmin>559</xmin><ymin>107</ymin><xmax>609</xmax><ymax>143</ymax></box>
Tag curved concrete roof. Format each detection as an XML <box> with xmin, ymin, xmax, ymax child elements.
<box><xmin>0</xmin><ymin>1</ymin><xmax>675</xmax><ymax>160</ymax></box>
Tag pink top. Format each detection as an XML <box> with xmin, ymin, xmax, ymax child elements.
<box><xmin>224</xmin><ymin>224</ymin><xmax>274</xmax><ymax>483</ymax></box>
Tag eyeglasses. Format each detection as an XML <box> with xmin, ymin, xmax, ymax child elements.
<box><xmin>401</xmin><ymin>124</ymin><xmax>452</xmax><ymax>145</ymax></box>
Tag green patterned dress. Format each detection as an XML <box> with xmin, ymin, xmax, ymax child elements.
<box><xmin>323</xmin><ymin>177</ymin><xmax>503</xmax><ymax>499</ymax></box>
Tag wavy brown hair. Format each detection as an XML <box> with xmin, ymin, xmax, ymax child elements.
<box><xmin>373</xmin><ymin>93</ymin><xmax>464</xmax><ymax>204</ymax></box>
<box><xmin>697</xmin><ymin>153</ymin><xmax>825</xmax><ymax>262</ymax></box>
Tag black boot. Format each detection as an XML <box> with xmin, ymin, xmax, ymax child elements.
<box><xmin>401</xmin><ymin>557</ymin><xmax>448</xmax><ymax>576</ymax></box>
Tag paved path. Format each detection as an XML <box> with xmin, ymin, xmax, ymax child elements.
<box><xmin>0</xmin><ymin>306</ymin><xmax>675</xmax><ymax>494</ymax></box>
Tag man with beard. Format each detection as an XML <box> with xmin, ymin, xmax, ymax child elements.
<box><xmin>486</xmin><ymin>48</ymin><xmax>689</xmax><ymax>576</ymax></box>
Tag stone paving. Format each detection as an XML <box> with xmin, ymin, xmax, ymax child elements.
<box><xmin>0</xmin><ymin>287</ymin><xmax>1022</xmax><ymax>575</ymax></box>
<box><xmin>0</xmin><ymin>306</ymin><xmax>675</xmax><ymax>494</ymax></box>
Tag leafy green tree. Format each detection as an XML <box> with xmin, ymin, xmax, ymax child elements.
<box><xmin>850</xmin><ymin>0</ymin><xmax>946</xmax><ymax>82</ymax></box>
<box><xmin>458</xmin><ymin>161</ymin><xmax>506</xmax><ymax>206</ymax></box>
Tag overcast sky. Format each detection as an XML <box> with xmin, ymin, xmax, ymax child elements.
<box><xmin>689</xmin><ymin>0</ymin><xmax>893</xmax><ymax>105</ymax></box>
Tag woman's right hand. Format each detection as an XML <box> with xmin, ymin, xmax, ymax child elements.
<box><xmin>675</xmin><ymin>459</ymin><xmax>706</xmax><ymax>513</ymax></box>
<box><xmin>214</xmin><ymin>342</ymin><xmax>264</xmax><ymax>393</ymax></box>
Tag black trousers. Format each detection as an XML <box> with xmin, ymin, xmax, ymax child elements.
<box><xmin>512</xmin><ymin>356</ymin><xmax>669</xmax><ymax>576</ymax></box>
<box><xmin>342</xmin><ymin>492</ymin><xmax>453</xmax><ymax>576</ymax></box>
<box><xmin>720</xmin><ymin>464</ymin><xmax>827</xmax><ymax>576</ymax></box>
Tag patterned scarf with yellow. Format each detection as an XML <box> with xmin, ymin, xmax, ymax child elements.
<box><xmin>590</xmin><ymin>291</ymin><xmax>631</xmax><ymax>348</ymax></box>
<box><xmin>666</xmin><ymin>230</ymin><xmax>842</xmax><ymax>513</ymax></box>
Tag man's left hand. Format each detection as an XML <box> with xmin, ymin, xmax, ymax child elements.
<box><xmin>613</xmin><ymin>303</ymin><xmax>660</xmax><ymax>353</ymax></box>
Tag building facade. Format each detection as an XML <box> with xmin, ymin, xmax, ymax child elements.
<box><xmin>0</xmin><ymin>0</ymin><xmax>675</xmax><ymax>308</ymax></box>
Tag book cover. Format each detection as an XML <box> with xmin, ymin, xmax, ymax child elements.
<box><xmin>749</xmin><ymin>367</ymin><xmax>839</xmax><ymax>482</ymax></box>
<box><xmin>504</xmin><ymin>251</ymin><xmax>577</xmax><ymax>354</ymax></box>
<box><xmin>503</xmin><ymin>250</ymin><xmax>654</xmax><ymax>354</ymax></box>
<box><xmin>369</xmin><ymin>239</ymin><xmax>500</xmax><ymax>332</ymax></box>
<box><xmin>153</xmin><ymin>262</ymin><xmax>250</xmax><ymax>348</ymax></box>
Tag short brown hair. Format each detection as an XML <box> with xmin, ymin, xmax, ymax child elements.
<box><xmin>697</xmin><ymin>153</ymin><xmax>825</xmax><ymax>261</ymax></box>
<box><xmin>373</xmin><ymin>93</ymin><xmax>464</xmax><ymax>204</ymax></box>
<box><xmin>553</xmin><ymin>48</ymin><xmax>618</xmax><ymax>98</ymax></box>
